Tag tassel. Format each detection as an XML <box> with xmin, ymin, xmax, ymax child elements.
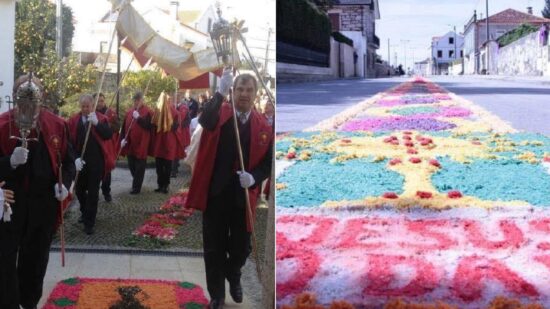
<box><xmin>3</xmin><ymin>203</ymin><xmax>12</xmax><ymax>222</ymax></box>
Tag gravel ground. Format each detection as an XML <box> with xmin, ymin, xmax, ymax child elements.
<box><xmin>51</xmin><ymin>162</ymin><xmax>269</xmax><ymax>262</ymax></box>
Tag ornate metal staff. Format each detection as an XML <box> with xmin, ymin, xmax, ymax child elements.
<box><xmin>209</xmin><ymin>4</ymin><xmax>263</xmax><ymax>280</ymax></box>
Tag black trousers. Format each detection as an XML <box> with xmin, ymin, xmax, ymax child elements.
<box><xmin>171</xmin><ymin>159</ymin><xmax>179</xmax><ymax>175</ymax></box>
<box><xmin>202</xmin><ymin>185</ymin><xmax>251</xmax><ymax>299</ymax></box>
<box><xmin>76</xmin><ymin>164</ymin><xmax>102</xmax><ymax>229</ymax></box>
<box><xmin>127</xmin><ymin>155</ymin><xmax>146</xmax><ymax>192</ymax></box>
<box><xmin>101</xmin><ymin>172</ymin><xmax>111</xmax><ymax>196</ymax></box>
<box><xmin>155</xmin><ymin>158</ymin><xmax>172</xmax><ymax>189</ymax></box>
<box><xmin>0</xmin><ymin>195</ymin><xmax>57</xmax><ymax>309</ymax></box>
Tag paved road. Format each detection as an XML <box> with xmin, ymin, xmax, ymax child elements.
<box><xmin>277</xmin><ymin>76</ymin><xmax>550</xmax><ymax>135</ymax></box>
<box><xmin>276</xmin><ymin>78</ymin><xmax>405</xmax><ymax>132</ymax></box>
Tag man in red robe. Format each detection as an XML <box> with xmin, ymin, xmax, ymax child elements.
<box><xmin>0</xmin><ymin>75</ymin><xmax>75</xmax><ymax>309</ymax></box>
<box><xmin>68</xmin><ymin>94</ymin><xmax>114</xmax><ymax>235</ymax></box>
<box><xmin>185</xmin><ymin>69</ymin><xmax>273</xmax><ymax>309</ymax></box>
<box><xmin>149</xmin><ymin>93</ymin><xmax>180</xmax><ymax>193</ymax></box>
<box><xmin>94</xmin><ymin>92</ymin><xmax>120</xmax><ymax>202</ymax></box>
<box><xmin>120</xmin><ymin>92</ymin><xmax>153</xmax><ymax>194</ymax></box>
<box><xmin>171</xmin><ymin>98</ymin><xmax>191</xmax><ymax>177</ymax></box>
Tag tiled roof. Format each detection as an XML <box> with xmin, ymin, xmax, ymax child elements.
<box><xmin>478</xmin><ymin>8</ymin><xmax>550</xmax><ymax>24</ymax></box>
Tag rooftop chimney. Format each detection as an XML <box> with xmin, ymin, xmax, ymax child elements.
<box><xmin>527</xmin><ymin>7</ymin><xmax>533</xmax><ymax>14</ymax></box>
<box><xmin>170</xmin><ymin>1</ymin><xmax>179</xmax><ymax>21</ymax></box>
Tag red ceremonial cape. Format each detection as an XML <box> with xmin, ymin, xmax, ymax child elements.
<box><xmin>185</xmin><ymin>102</ymin><xmax>273</xmax><ymax>231</ymax></box>
<box><xmin>103</xmin><ymin>107</ymin><xmax>120</xmax><ymax>155</ymax></box>
<box><xmin>0</xmin><ymin>108</ymin><xmax>72</xmax><ymax>229</ymax></box>
<box><xmin>0</xmin><ymin>108</ymin><xmax>69</xmax><ymax>178</ymax></box>
<box><xmin>120</xmin><ymin>105</ymin><xmax>152</xmax><ymax>160</ymax></box>
<box><xmin>67</xmin><ymin>112</ymin><xmax>116</xmax><ymax>177</ymax></box>
<box><xmin>175</xmin><ymin>104</ymin><xmax>191</xmax><ymax>159</ymax></box>
<box><xmin>149</xmin><ymin>104</ymin><xmax>179</xmax><ymax>161</ymax></box>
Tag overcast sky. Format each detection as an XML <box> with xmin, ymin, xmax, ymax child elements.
<box><xmin>63</xmin><ymin>0</ymin><xmax>275</xmax><ymax>74</ymax></box>
<box><xmin>377</xmin><ymin>0</ymin><xmax>545</xmax><ymax>69</ymax></box>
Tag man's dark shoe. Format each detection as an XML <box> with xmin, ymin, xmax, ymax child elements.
<box><xmin>154</xmin><ymin>188</ymin><xmax>162</xmax><ymax>193</ymax></box>
<box><xmin>104</xmin><ymin>194</ymin><xmax>112</xmax><ymax>202</ymax></box>
<box><xmin>130</xmin><ymin>189</ymin><xmax>140</xmax><ymax>195</ymax></box>
<box><xmin>84</xmin><ymin>226</ymin><xmax>95</xmax><ymax>235</ymax></box>
<box><xmin>209</xmin><ymin>298</ymin><xmax>224</xmax><ymax>309</ymax></box>
<box><xmin>229</xmin><ymin>281</ymin><xmax>243</xmax><ymax>303</ymax></box>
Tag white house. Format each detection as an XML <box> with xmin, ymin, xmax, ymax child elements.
<box><xmin>327</xmin><ymin>0</ymin><xmax>380</xmax><ymax>78</ymax></box>
<box><xmin>430</xmin><ymin>31</ymin><xmax>464</xmax><ymax>75</ymax></box>
<box><xmin>463</xmin><ymin>8</ymin><xmax>550</xmax><ymax>74</ymax></box>
<box><xmin>0</xmin><ymin>0</ymin><xmax>15</xmax><ymax>112</ymax></box>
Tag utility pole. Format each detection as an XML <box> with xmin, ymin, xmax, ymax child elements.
<box><xmin>401</xmin><ymin>39</ymin><xmax>410</xmax><ymax>71</ymax></box>
<box><xmin>387</xmin><ymin>38</ymin><xmax>390</xmax><ymax>65</ymax></box>
<box><xmin>264</xmin><ymin>26</ymin><xmax>272</xmax><ymax>80</ymax></box>
<box><xmin>55</xmin><ymin>0</ymin><xmax>63</xmax><ymax>59</ymax></box>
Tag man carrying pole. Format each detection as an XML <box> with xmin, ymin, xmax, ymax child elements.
<box><xmin>120</xmin><ymin>92</ymin><xmax>153</xmax><ymax>194</ymax></box>
<box><xmin>185</xmin><ymin>68</ymin><xmax>273</xmax><ymax>308</ymax></box>
<box><xmin>94</xmin><ymin>92</ymin><xmax>120</xmax><ymax>202</ymax></box>
<box><xmin>68</xmin><ymin>94</ymin><xmax>115</xmax><ymax>235</ymax></box>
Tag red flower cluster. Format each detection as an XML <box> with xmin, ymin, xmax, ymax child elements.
<box><xmin>133</xmin><ymin>191</ymin><xmax>194</xmax><ymax>241</ymax></box>
<box><xmin>447</xmin><ymin>191</ymin><xmax>463</xmax><ymax>199</ymax></box>
<box><xmin>409</xmin><ymin>157</ymin><xmax>422</xmax><ymax>164</ymax></box>
<box><xmin>429</xmin><ymin>159</ymin><xmax>441</xmax><ymax>168</ymax></box>
<box><xmin>287</xmin><ymin>152</ymin><xmax>297</xmax><ymax>159</ymax></box>
<box><xmin>383</xmin><ymin>192</ymin><xmax>399</xmax><ymax>199</ymax></box>
<box><xmin>384</xmin><ymin>136</ymin><xmax>400</xmax><ymax>146</ymax></box>
<box><xmin>389</xmin><ymin>158</ymin><xmax>402</xmax><ymax>166</ymax></box>
<box><xmin>416</xmin><ymin>191</ymin><xmax>433</xmax><ymax>199</ymax></box>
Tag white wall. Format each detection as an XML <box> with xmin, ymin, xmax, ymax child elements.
<box><xmin>342</xmin><ymin>30</ymin><xmax>366</xmax><ymax>78</ymax></box>
<box><xmin>0</xmin><ymin>0</ymin><xmax>15</xmax><ymax>113</ymax></box>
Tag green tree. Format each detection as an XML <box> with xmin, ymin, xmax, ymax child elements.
<box><xmin>122</xmin><ymin>70</ymin><xmax>177</xmax><ymax>106</ymax></box>
<box><xmin>15</xmin><ymin>0</ymin><xmax>94</xmax><ymax>110</ymax></box>
<box><xmin>15</xmin><ymin>0</ymin><xmax>74</xmax><ymax>74</ymax></box>
<box><xmin>543</xmin><ymin>0</ymin><xmax>550</xmax><ymax>19</ymax></box>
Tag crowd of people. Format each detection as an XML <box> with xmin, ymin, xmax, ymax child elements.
<box><xmin>0</xmin><ymin>69</ymin><xmax>274</xmax><ymax>309</ymax></box>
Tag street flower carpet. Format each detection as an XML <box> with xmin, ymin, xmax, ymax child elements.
<box><xmin>276</xmin><ymin>77</ymin><xmax>550</xmax><ymax>308</ymax></box>
<box><xmin>43</xmin><ymin>278</ymin><xmax>208</xmax><ymax>308</ymax></box>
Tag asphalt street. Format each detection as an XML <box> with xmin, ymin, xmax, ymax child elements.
<box><xmin>277</xmin><ymin>76</ymin><xmax>550</xmax><ymax>135</ymax></box>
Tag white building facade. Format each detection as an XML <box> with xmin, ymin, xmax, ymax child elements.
<box><xmin>430</xmin><ymin>31</ymin><xmax>464</xmax><ymax>75</ymax></box>
<box><xmin>0</xmin><ymin>0</ymin><xmax>15</xmax><ymax>112</ymax></box>
<box><xmin>327</xmin><ymin>0</ymin><xmax>380</xmax><ymax>78</ymax></box>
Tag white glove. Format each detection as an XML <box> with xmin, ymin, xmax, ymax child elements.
<box><xmin>237</xmin><ymin>171</ymin><xmax>255</xmax><ymax>188</ymax></box>
<box><xmin>54</xmin><ymin>184</ymin><xmax>69</xmax><ymax>201</ymax></box>
<box><xmin>87</xmin><ymin>112</ymin><xmax>99</xmax><ymax>126</ymax></box>
<box><xmin>217</xmin><ymin>67</ymin><xmax>233</xmax><ymax>97</ymax></box>
<box><xmin>10</xmin><ymin>147</ymin><xmax>29</xmax><ymax>168</ymax></box>
<box><xmin>120</xmin><ymin>139</ymin><xmax>128</xmax><ymax>148</ymax></box>
<box><xmin>75</xmin><ymin>158</ymin><xmax>85</xmax><ymax>171</ymax></box>
<box><xmin>132</xmin><ymin>110</ymin><xmax>140</xmax><ymax>120</ymax></box>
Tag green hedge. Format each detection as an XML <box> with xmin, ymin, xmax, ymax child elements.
<box><xmin>277</xmin><ymin>0</ymin><xmax>331</xmax><ymax>53</ymax></box>
<box><xmin>497</xmin><ymin>23</ymin><xmax>538</xmax><ymax>47</ymax></box>
<box><xmin>332</xmin><ymin>31</ymin><xmax>353</xmax><ymax>47</ymax></box>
